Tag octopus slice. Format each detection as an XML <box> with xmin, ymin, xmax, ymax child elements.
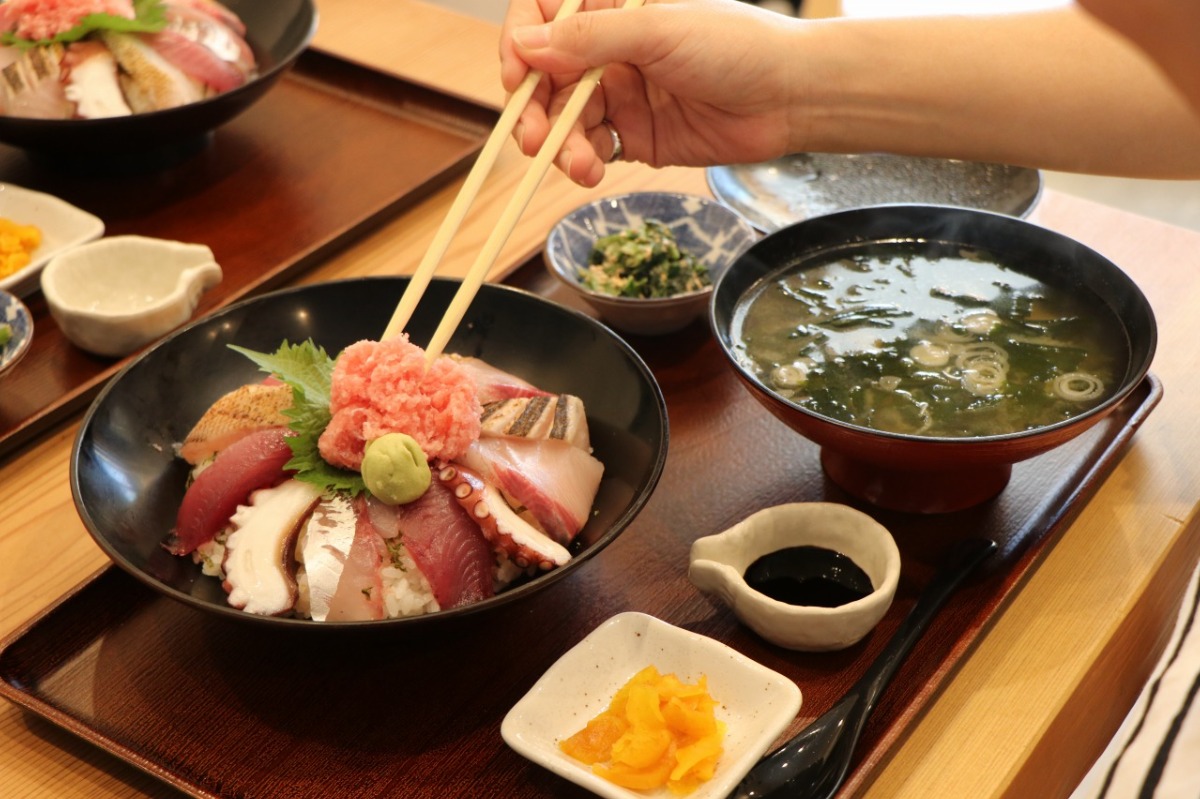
<box><xmin>222</xmin><ymin>479</ymin><xmax>322</xmax><ymax>616</ymax></box>
<box><xmin>437</xmin><ymin>463</ymin><xmax>571</xmax><ymax>573</ymax></box>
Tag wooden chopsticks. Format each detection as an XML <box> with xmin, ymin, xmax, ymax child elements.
<box><xmin>381</xmin><ymin>0</ymin><xmax>645</xmax><ymax>362</ymax></box>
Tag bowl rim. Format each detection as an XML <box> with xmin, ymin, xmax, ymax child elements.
<box><xmin>70</xmin><ymin>275</ymin><xmax>671</xmax><ymax>631</ymax></box>
<box><xmin>710</xmin><ymin>203</ymin><xmax>1158</xmax><ymax>446</ymax></box>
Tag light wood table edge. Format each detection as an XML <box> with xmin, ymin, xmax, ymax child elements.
<box><xmin>1006</xmin><ymin>509</ymin><xmax>1200</xmax><ymax>797</ymax></box>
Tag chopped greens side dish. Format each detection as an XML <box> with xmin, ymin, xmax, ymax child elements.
<box><xmin>584</xmin><ymin>219</ymin><xmax>711</xmax><ymax>299</ymax></box>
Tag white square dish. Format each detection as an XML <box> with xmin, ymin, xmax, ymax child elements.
<box><xmin>0</xmin><ymin>183</ymin><xmax>105</xmax><ymax>297</ymax></box>
<box><xmin>502</xmin><ymin>612</ymin><xmax>802</xmax><ymax>799</ymax></box>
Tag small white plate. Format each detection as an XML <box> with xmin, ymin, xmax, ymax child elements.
<box><xmin>502</xmin><ymin>612</ymin><xmax>802</xmax><ymax>799</ymax></box>
<box><xmin>0</xmin><ymin>289</ymin><xmax>33</xmax><ymax>377</ymax></box>
<box><xmin>0</xmin><ymin>183</ymin><xmax>105</xmax><ymax>296</ymax></box>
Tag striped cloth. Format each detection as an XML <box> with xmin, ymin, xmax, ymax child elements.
<box><xmin>1072</xmin><ymin>559</ymin><xmax>1200</xmax><ymax>799</ymax></box>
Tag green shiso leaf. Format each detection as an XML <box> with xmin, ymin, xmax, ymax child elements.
<box><xmin>229</xmin><ymin>339</ymin><xmax>366</xmax><ymax>496</ymax></box>
<box><xmin>1</xmin><ymin>0</ymin><xmax>168</xmax><ymax>47</ymax></box>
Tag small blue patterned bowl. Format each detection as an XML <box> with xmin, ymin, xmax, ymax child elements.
<box><xmin>0</xmin><ymin>289</ymin><xmax>33</xmax><ymax>378</ymax></box>
<box><xmin>545</xmin><ymin>192</ymin><xmax>759</xmax><ymax>335</ymax></box>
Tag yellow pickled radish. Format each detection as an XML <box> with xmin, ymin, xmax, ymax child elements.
<box><xmin>558</xmin><ymin>665</ymin><xmax>726</xmax><ymax>794</ymax></box>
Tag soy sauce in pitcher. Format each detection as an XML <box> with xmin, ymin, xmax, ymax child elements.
<box><xmin>744</xmin><ymin>545</ymin><xmax>873</xmax><ymax>608</ymax></box>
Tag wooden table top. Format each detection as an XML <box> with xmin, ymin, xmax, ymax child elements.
<box><xmin>1</xmin><ymin>2</ymin><xmax>1198</xmax><ymax>797</ymax></box>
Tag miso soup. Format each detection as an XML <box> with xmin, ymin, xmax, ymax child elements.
<box><xmin>732</xmin><ymin>241</ymin><xmax>1128</xmax><ymax>438</ymax></box>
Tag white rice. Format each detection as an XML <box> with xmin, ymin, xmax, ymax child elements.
<box><xmin>381</xmin><ymin>544</ymin><xmax>440</xmax><ymax>618</ymax></box>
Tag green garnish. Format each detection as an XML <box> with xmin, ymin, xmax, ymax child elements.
<box><xmin>0</xmin><ymin>322</ymin><xmax>11</xmax><ymax>347</ymax></box>
<box><xmin>0</xmin><ymin>0</ymin><xmax>168</xmax><ymax>47</ymax></box>
<box><xmin>584</xmin><ymin>219</ymin><xmax>711</xmax><ymax>299</ymax></box>
<box><xmin>230</xmin><ymin>340</ymin><xmax>366</xmax><ymax>496</ymax></box>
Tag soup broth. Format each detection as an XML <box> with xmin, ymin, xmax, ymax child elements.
<box><xmin>733</xmin><ymin>241</ymin><xmax>1129</xmax><ymax>438</ymax></box>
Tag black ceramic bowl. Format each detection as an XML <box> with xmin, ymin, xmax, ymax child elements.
<box><xmin>72</xmin><ymin>277</ymin><xmax>669</xmax><ymax>629</ymax></box>
<box><xmin>0</xmin><ymin>0</ymin><xmax>317</xmax><ymax>156</ymax></box>
<box><xmin>712</xmin><ymin>205</ymin><xmax>1157</xmax><ymax>514</ymax></box>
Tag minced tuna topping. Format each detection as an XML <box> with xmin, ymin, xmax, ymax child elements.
<box><xmin>0</xmin><ymin>0</ymin><xmax>136</xmax><ymax>41</ymax></box>
<box><xmin>318</xmin><ymin>336</ymin><xmax>482</xmax><ymax>470</ymax></box>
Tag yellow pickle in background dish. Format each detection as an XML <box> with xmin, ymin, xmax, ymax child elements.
<box><xmin>0</xmin><ymin>218</ymin><xmax>42</xmax><ymax>279</ymax></box>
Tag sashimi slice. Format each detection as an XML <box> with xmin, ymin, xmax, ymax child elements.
<box><xmin>325</xmin><ymin>500</ymin><xmax>388</xmax><ymax>621</ymax></box>
<box><xmin>101</xmin><ymin>30</ymin><xmax>204</xmax><ymax>113</ymax></box>
<box><xmin>459</xmin><ymin>438</ymin><xmax>603</xmax><ymax>546</ymax></box>
<box><xmin>145</xmin><ymin>29</ymin><xmax>247</xmax><ymax>92</ymax></box>
<box><xmin>296</xmin><ymin>494</ymin><xmax>358</xmax><ymax>622</ymax></box>
<box><xmin>360</xmin><ymin>482</ymin><xmax>494</xmax><ymax>609</ymax></box>
<box><xmin>221</xmin><ymin>479</ymin><xmax>321</xmax><ymax>616</ymax></box>
<box><xmin>440</xmin><ymin>463</ymin><xmax>571</xmax><ymax>571</ymax></box>
<box><xmin>0</xmin><ymin>44</ymin><xmax>73</xmax><ymax>119</ymax></box>
<box><xmin>178</xmin><ymin>382</ymin><xmax>293</xmax><ymax>465</ymax></box>
<box><xmin>179</xmin><ymin>382</ymin><xmax>292</xmax><ymax>465</ymax></box>
<box><xmin>449</xmin><ymin>355</ymin><xmax>552</xmax><ymax>404</ymax></box>
<box><xmin>170</xmin><ymin>427</ymin><xmax>293</xmax><ymax>555</ymax></box>
<box><xmin>164</xmin><ymin>0</ymin><xmax>247</xmax><ymax>36</ymax></box>
<box><xmin>479</xmin><ymin>394</ymin><xmax>590</xmax><ymax>451</ymax></box>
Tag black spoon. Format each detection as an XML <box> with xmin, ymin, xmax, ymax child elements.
<box><xmin>729</xmin><ymin>536</ymin><xmax>998</xmax><ymax>799</ymax></box>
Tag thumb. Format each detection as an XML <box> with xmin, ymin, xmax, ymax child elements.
<box><xmin>512</xmin><ymin>7</ymin><xmax>657</xmax><ymax>74</ymax></box>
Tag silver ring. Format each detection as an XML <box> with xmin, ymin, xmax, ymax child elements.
<box><xmin>602</xmin><ymin>119</ymin><xmax>623</xmax><ymax>163</ymax></box>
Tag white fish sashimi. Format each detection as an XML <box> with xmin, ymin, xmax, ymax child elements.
<box><xmin>449</xmin><ymin>355</ymin><xmax>552</xmax><ymax>404</ymax></box>
<box><xmin>101</xmin><ymin>30</ymin><xmax>204</xmax><ymax>113</ymax></box>
<box><xmin>324</xmin><ymin>499</ymin><xmax>388</xmax><ymax>622</ymax></box>
<box><xmin>164</xmin><ymin>0</ymin><xmax>247</xmax><ymax>36</ymax></box>
<box><xmin>479</xmin><ymin>394</ymin><xmax>591</xmax><ymax>451</ymax></box>
<box><xmin>296</xmin><ymin>494</ymin><xmax>359</xmax><ymax>623</ymax></box>
<box><xmin>0</xmin><ymin>44</ymin><xmax>73</xmax><ymax>119</ymax></box>
<box><xmin>459</xmin><ymin>438</ymin><xmax>603</xmax><ymax>546</ymax></box>
<box><xmin>148</xmin><ymin>28</ymin><xmax>247</xmax><ymax>92</ymax></box>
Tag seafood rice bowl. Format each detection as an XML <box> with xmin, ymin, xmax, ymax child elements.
<box><xmin>72</xmin><ymin>277</ymin><xmax>669</xmax><ymax>630</ymax></box>
<box><xmin>0</xmin><ymin>0</ymin><xmax>316</xmax><ymax>153</ymax></box>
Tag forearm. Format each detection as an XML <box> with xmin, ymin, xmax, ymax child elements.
<box><xmin>791</xmin><ymin>7</ymin><xmax>1200</xmax><ymax>178</ymax></box>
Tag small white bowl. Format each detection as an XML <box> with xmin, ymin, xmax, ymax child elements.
<box><xmin>689</xmin><ymin>503</ymin><xmax>900</xmax><ymax>652</ymax></box>
<box><xmin>502</xmin><ymin>612</ymin><xmax>801</xmax><ymax>799</ymax></box>
<box><xmin>544</xmin><ymin>192</ymin><xmax>758</xmax><ymax>336</ymax></box>
<box><xmin>0</xmin><ymin>289</ymin><xmax>33</xmax><ymax>377</ymax></box>
<box><xmin>41</xmin><ymin>235</ymin><xmax>222</xmax><ymax>358</ymax></box>
<box><xmin>0</xmin><ymin>183</ymin><xmax>105</xmax><ymax>296</ymax></box>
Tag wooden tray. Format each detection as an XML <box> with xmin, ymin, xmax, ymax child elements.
<box><xmin>0</xmin><ymin>48</ymin><xmax>498</xmax><ymax>462</ymax></box>
<box><xmin>0</xmin><ymin>257</ymin><xmax>1163</xmax><ymax>798</ymax></box>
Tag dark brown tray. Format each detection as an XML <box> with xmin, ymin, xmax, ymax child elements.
<box><xmin>0</xmin><ymin>259</ymin><xmax>1163</xmax><ymax>799</ymax></box>
<box><xmin>0</xmin><ymin>48</ymin><xmax>498</xmax><ymax>462</ymax></box>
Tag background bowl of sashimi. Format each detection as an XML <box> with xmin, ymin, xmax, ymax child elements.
<box><xmin>0</xmin><ymin>0</ymin><xmax>317</xmax><ymax>158</ymax></box>
<box><xmin>71</xmin><ymin>276</ymin><xmax>670</xmax><ymax>630</ymax></box>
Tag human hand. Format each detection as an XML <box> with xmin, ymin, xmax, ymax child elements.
<box><xmin>499</xmin><ymin>0</ymin><xmax>804</xmax><ymax>186</ymax></box>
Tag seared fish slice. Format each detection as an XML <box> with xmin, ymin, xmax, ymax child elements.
<box><xmin>101</xmin><ymin>30</ymin><xmax>204</xmax><ymax>113</ymax></box>
<box><xmin>479</xmin><ymin>394</ymin><xmax>590</xmax><ymax>451</ymax></box>
<box><xmin>180</xmin><ymin>382</ymin><xmax>293</xmax><ymax>465</ymax></box>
